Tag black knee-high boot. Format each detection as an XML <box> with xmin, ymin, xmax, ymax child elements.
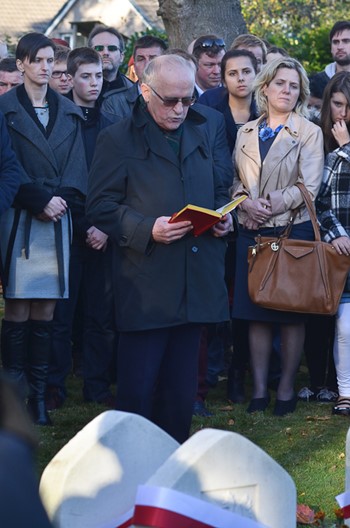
<box><xmin>1</xmin><ymin>319</ymin><xmax>29</xmax><ymax>398</ymax></box>
<box><xmin>27</xmin><ymin>320</ymin><xmax>53</xmax><ymax>426</ymax></box>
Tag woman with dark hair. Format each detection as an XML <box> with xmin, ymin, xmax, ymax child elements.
<box><xmin>199</xmin><ymin>49</ymin><xmax>258</xmax><ymax>153</ymax></box>
<box><xmin>198</xmin><ymin>49</ymin><xmax>259</xmax><ymax>405</ymax></box>
<box><xmin>0</xmin><ymin>33</ymin><xmax>87</xmax><ymax>425</ymax></box>
<box><xmin>317</xmin><ymin>71</ymin><xmax>350</xmax><ymax>416</ymax></box>
<box><xmin>232</xmin><ymin>57</ymin><xmax>324</xmax><ymax>415</ymax></box>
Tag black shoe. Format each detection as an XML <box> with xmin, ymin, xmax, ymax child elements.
<box><xmin>227</xmin><ymin>369</ymin><xmax>245</xmax><ymax>404</ymax></box>
<box><xmin>273</xmin><ymin>395</ymin><xmax>297</xmax><ymax>416</ymax></box>
<box><xmin>27</xmin><ymin>399</ymin><xmax>52</xmax><ymax>426</ymax></box>
<box><xmin>193</xmin><ymin>400</ymin><xmax>213</xmax><ymax>417</ymax></box>
<box><xmin>45</xmin><ymin>386</ymin><xmax>65</xmax><ymax>411</ymax></box>
<box><xmin>332</xmin><ymin>398</ymin><xmax>350</xmax><ymax>416</ymax></box>
<box><xmin>246</xmin><ymin>395</ymin><xmax>270</xmax><ymax>413</ymax></box>
<box><xmin>27</xmin><ymin>320</ymin><xmax>53</xmax><ymax>423</ymax></box>
<box><xmin>1</xmin><ymin>320</ymin><xmax>29</xmax><ymax>398</ymax></box>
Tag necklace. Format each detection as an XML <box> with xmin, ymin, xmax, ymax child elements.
<box><xmin>33</xmin><ymin>99</ymin><xmax>48</xmax><ymax>108</ymax></box>
<box><xmin>259</xmin><ymin>120</ymin><xmax>283</xmax><ymax>141</ymax></box>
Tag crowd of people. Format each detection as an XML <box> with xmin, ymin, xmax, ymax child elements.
<box><xmin>0</xmin><ymin>19</ymin><xmax>350</xmax><ymax>443</ymax></box>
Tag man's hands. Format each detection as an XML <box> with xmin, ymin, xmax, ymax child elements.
<box><xmin>152</xmin><ymin>213</ymin><xmax>234</xmax><ymax>243</ymax></box>
<box><xmin>152</xmin><ymin>216</ymin><xmax>193</xmax><ymax>244</ymax></box>
<box><xmin>211</xmin><ymin>213</ymin><xmax>233</xmax><ymax>237</ymax></box>
<box><xmin>86</xmin><ymin>226</ymin><xmax>108</xmax><ymax>251</ymax></box>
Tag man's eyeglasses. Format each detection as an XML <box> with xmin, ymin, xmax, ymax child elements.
<box><xmin>150</xmin><ymin>86</ymin><xmax>195</xmax><ymax>107</ymax></box>
<box><xmin>51</xmin><ymin>70</ymin><xmax>68</xmax><ymax>79</ymax></box>
<box><xmin>194</xmin><ymin>38</ymin><xmax>225</xmax><ymax>50</ymax></box>
<box><xmin>93</xmin><ymin>45</ymin><xmax>120</xmax><ymax>53</ymax></box>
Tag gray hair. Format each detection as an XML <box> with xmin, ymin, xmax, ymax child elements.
<box><xmin>142</xmin><ymin>54</ymin><xmax>195</xmax><ymax>88</ymax></box>
<box><xmin>254</xmin><ymin>56</ymin><xmax>309</xmax><ymax>117</ymax></box>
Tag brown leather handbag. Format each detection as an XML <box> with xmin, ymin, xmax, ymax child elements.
<box><xmin>247</xmin><ymin>182</ymin><xmax>350</xmax><ymax>315</ymax></box>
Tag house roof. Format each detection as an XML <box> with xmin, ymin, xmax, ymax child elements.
<box><xmin>128</xmin><ymin>0</ymin><xmax>162</xmax><ymax>29</ymax></box>
<box><xmin>0</xmin><ymin>0</ymin><xmax>67</xmax><ymax>40</ymax></box>
<box><xmin>0</xmin><ymin>0</ymin><xmax>163</xmax><ymax>43</ymax></box>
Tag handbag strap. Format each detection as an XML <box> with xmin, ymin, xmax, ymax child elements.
<box><xmin>294</xmin><ymin>182</ymin><xmax>321</xmax><ymax>242</ymax></box>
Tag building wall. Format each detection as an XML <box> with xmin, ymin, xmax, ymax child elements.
<box><xmin>49</xmin><ymin>0</ymin><xmax>163</xmax><ymax>47</ymax></box>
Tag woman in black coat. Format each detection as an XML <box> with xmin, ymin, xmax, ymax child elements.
<box><xmin>0</xmin><ymin>112</ymin><xmax>21</xmax><ymax>214</ymax></box>
<box><xmin>199</xmin><ymin>49</ymin><xmax>259</xmax><ymax>402</ymax></box>
<box><xmin>0</xmin><ymin>33</ymin><xmax>87</xmax><ymax>425</ymax></box>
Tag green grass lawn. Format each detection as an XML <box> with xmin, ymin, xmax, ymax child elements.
<box><xmin>35</xmin><ymin>367</ymin><xmax>350</xmax><ymax>527</ymax></box>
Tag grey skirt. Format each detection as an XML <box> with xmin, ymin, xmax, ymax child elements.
<box><xmin>0</xmin><ymin>208</ymin><xmax>71</xmax><ymax>299</ymax></box>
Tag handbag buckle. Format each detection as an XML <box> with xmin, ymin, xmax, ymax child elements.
<box><xmin>271</xmin><ymin>241</ymin><xmax>279</xmax><ymax>252</ymax></box>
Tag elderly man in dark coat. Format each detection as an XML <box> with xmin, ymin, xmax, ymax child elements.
<box><xmin>86</xmin><ymin>54</ymin><xmax>233</xmax><ymax>443</ymax></box>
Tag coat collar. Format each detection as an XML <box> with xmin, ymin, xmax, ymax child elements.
<box><xmin>132</xmin><ymin>98</ymin><xmax>208</xmax><ymax>166</ymax></box>
<box><xmin>241</xmin><ymin>111</ymin><xmax>301</xmax><ymax>138</ymax></box>
<box><xmin>238</xmin><ymin>112</ymin><xmax>303</xmax><ymax>195</ymax></box>
<box><xmin>2</xmin><ymin>85</ymin><xmax>84</xmax><ymax>170</ymax></box>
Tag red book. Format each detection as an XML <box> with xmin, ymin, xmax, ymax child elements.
<box><xmin>168</xmin><ymin>195</ymin><xmax>247</xmax><ymax>236</ymax></box>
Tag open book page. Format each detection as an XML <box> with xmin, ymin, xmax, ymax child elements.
<box><xmin>216</xmin><ymin>195</ymin><xmax>247</xmax><ymax>215</ymax></box>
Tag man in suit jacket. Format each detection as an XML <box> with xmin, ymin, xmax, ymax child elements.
<box><xmin>87</xmin><ymin>55</ymin><xmax>233</xmax><ymax>443</ymax></box>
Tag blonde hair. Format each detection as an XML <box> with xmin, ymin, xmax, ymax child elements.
<box><xmin>254</xmin><ymin>57</ymin><xmax>309</xmax><ymax>117</ymax></box>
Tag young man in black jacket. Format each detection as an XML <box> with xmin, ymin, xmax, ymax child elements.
<box><xmin>47</xmin><ymin>48</ymin><xmax>118</xmax><ymax>410</ymax></box>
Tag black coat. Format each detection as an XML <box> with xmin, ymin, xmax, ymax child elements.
<box><xmin>87</xmin><ymin>101</ymin><xmax>231</xmax><ymax>331</ymax></box>
<box><xmin>0</xmin><ymin>85</ymin><xmax>87</xmax><ymax>214</ymax></box>
<box><xmin>199</xmin><ymin>88</ymin><xmax>258</xmax><ymax>153</ymax></box>
<box><xmin>0</xmin><ymin>112</ymin><xmax>21</xmax><ymax>215</ymax></box>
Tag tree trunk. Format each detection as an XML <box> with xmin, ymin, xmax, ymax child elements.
<box><xmin>157</xmin><ymin>0</ymin><xmax>246</xmax><ymax>50</ymax></box>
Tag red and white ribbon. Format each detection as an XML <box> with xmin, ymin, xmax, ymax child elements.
<box><xmin>336</xmin><ymin>490</ymin><xmax>350</xmax><ymax>518</ymax></box>
<box><xmin>129</xmin><ymin>485</ymin><xmax>267</xmax><ymax>528</ymax></box>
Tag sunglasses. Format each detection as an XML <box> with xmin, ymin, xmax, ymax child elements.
<box><xmin>93</xmin><ymin>45</ymin><xmax>120</xmax><ymax>52</ymax></box>
<box><xmin>150</xmin><ymin>86</ymin><xmax>195</xmax><ymax>107</ymax></box>
<box><xmin>51</xmin><ymin>70</ymin><xmax>68</xmax><ymax>79</ymax></box>
<box><xmin>194</xmin><ymin>38</ymin><xmax>225</xmax><ymax>50</ymax></box>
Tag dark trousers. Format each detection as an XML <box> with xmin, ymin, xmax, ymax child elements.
<box><xmin>116</xmin><ymin>324</ymin><xmax>202</xmax><ymax>444</ymax></box>
<box><xmin>49</xmin><ymin>241</ymin><xmax>117</xmax><ymax>401</ymax></box>
<box><xmin>48</xmin><ymin>242</ymin><xmax>83</xmax><ymax>393</ymax></box>
<box><xmin>82</xmin><ymin>245</ymin><xmax>117</xmax><ymax>401</ymax></box>
<box><xmin>304</xmin><ymin>314</ymin><xmax>336</xmax><ymax>390</ymax></box>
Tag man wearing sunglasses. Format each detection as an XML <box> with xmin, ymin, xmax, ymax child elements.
<box><xmin>87</xmin><ymin>54</ymin><xmax>233</xmax><ymax>444</ymax></box>
<box><xmin>88</xmin><ymin>25</ymin><xmax>133</xmax><ymax>95</ymax></box>
<box><xmin>192</xmin><ymin>34</ymin><xmax>226</xmax><ymax>98</ymax></box>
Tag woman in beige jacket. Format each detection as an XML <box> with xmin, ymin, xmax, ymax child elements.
<box><xmin>232</xmin><ymin>57</ymin><xmax>324</xmax><ymax>415</ymax></box>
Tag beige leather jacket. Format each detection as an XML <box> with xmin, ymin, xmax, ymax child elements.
<box><xmin>232</xmin><ymin>112</ymin><xmax>324</xmax><ymax>227</ymax></box>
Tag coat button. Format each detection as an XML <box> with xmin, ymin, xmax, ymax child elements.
<box><xmin>191</xmin><ymin>246</ymin><xmax>198</xmax><ymax>253</ymax></box>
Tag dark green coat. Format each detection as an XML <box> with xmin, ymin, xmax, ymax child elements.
<box><xmin>86</xmin><ymin>101</ymin><xmax>231</xmax><ymax>331</ymax></box>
